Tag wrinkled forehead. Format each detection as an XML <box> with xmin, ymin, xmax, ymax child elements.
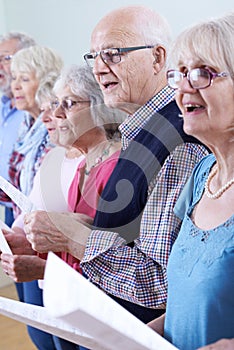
<box><xmin>0</xmin><ymin>38</ymin><xmax>19</xmax><ymax>55</ymax></box>
<box><xmin>91</xmin><ymin>19</ymin><xmax>139</xmax><ymax>51</ymax></box>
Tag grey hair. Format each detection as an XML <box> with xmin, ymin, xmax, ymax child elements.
<box><xmin>0</xmin><ymin>31</ymin><xmax>36</xmax><ymax>49</ymax></box>
<box><xmin>36</xmin><ymin>85</ymin><xmax>57</xmax><ymax>108</ymax></box>
<box><xmin>53</xmin><ymin>64</ymin><xmax>126</xmax><ymax>139</ymax></box>
<box><xmin>168</xmin><ymin>12</ymin><xmax>234</xmax><ymax>80</ymax></box>
<box><xmin>11</xmin><ymin>45</ymin><xmax>63</xmax><ymax>107</ymax></box>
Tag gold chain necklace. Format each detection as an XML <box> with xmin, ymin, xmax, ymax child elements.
<box><xmin>204</xmin><ymin>166</ymin><xmax>234</xmax><ymax>199</ymax></box>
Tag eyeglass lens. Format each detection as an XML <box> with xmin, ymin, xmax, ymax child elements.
<box><xmin>85</xmin><ymin>49</ymin><xmax>120</xmax><ymax>67</ymax></box>
<box><xmin>167</xmin><ymin>68</ymin><xmax>211</xmax><ymax>89</ymax></box>
<box><xmin>0</xmin><ymin>55</ymin><xmax>12</xmax><ymax>64</ymax></box>
<box><xmin>50</xmin><ymin>99</ymin><xmax>73</xmax><ymax>111</ymax></box>
<box><xmin>189</xmin><ymin>69</ymin><xmax>210</xmax><ymax>89</ymax></box>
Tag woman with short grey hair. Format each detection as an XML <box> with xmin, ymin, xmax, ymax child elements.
<box><xmin>53</xmin><ymin>64</ymin><xmax>124</xmax><ymax>140</ymax></box>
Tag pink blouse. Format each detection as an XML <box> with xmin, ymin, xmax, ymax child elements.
<box><xmin>61</xmin><ymin>150</ymin><xmax>120</xmax><ymax>272</ymax></box>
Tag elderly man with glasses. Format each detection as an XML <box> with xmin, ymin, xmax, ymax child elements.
<box><xmin>25</xmin><ymin>5</ymin><xmax>209</xmax><ymax>324</ymax></box>
<box><xmin>0</xmin><ymin>32</ymin><xmax>36</xmax><ymax>227</ymax></box>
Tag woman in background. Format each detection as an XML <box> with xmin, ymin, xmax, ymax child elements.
<box><xmin>1</xmin><ymin>64</ymin><xmax>125</xmax><ymax>350</ymax></box>
<box><xmin>148</xmin><ymin>12</ymin><xmax>234</xmax><ymax>350</ymax></box>
<box><xmin>9</xmin><ymin>45</ymin><xmax>63</xmax><ymax>350</ymax></box>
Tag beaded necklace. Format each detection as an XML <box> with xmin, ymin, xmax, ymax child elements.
<box><xmin>84</xmin><ymin>142</ymin><xmax>113</xmax><ymax>176</ymax></box>
<box><xmin>204</xmin><ymin>165</ymin><xmax>234</xmax><ymax>199</ymax></box>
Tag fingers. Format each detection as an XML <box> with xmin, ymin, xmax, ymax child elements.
<box><xmin>1</xmin><ymin>254</ymin><xmax>45</xmax><ymax>282</ymax></box>
<box><xmin>1</xmin><ymin>253</ymin><xmax>13</xmax><ymax>277</ymax></box>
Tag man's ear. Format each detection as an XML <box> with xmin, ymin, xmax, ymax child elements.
<box><xmin>152</xmin><ymin>45</ymin><xmax>166</xmax><ymax>74</ymax></box>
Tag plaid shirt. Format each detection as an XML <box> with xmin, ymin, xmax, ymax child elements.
<box><xmin>81</xmin><ymin>87</ymin><xmax>208</xmax><ymax>309</ymax></box>
<box><xmin>119</xmin><ymin>85</ymin><xmax>175</xmax><ymax>150</ymax></box>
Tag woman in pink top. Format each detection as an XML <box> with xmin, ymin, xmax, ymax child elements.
<box><xmin>51</xmin><ymin>64</ymin><xmax>124</xmax><ymax>273</ymax></box>
<box><xmin>2</xmin><ymin>64</ymin><xmax>125</xmax><ymax>280</ymax></box>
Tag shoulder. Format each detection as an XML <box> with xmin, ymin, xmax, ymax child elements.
<box><xmin>162</xmin><ymin>143</ymin><xmax>209</xmax><ymax>172</ymax></box>
<box><xmin>192</xmin><ymin>153</ymin><xmax>216</xmax><ymax>179</ymax></box>
<box><xmin>174</xmin><ymin>154</ymin><xmax>216</xmax><ymax>220</ymax></box>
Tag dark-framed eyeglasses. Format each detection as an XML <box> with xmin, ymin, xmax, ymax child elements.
<box><xmin>0</xmin><ymin>54</ymin><xmax>13</xmax><ymax>65</ymax></box>
<box><xmin>167</xmin><ymin>67</ymin><xmax>229</xmax><ymax>90</ymax></box>
<box><xmin>50</xmin><ymin>98</ymin><xmax>90</xmax><ymax>112</ymax></box>
<box><xmin>84</xmin><ymin>45</ymin><xmax>154</xmax><ymax>68</ymax></box>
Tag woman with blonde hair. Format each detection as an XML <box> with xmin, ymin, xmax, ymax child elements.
<box><xmin>9</xmin><ymin>45</ymin><xmax>63</xmax><ymax>350</ymax></box>
<box><xmin>149</xmin><ymin>12</ymin><xmax>234</xmax><ymax>350</ymax></box>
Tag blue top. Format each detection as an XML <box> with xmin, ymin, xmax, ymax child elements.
<box><xmin>164</xmin><ymin>154</ymin><xmax>234</xmax><ymax>350</ymax></box>
<box><xmin>0</xmin><ymin>95</ymin><xmax>25</xmax><ymax>206</ymax></box>
<box><xmin>89</xmin><ymin>100</ymin><xmax>203</xmax><ymax>323</ymax></box>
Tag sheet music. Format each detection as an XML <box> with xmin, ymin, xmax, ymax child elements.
<box><xmin>0</xmin><ymin>297</ymin><xmax>104</xmax><ymax>350</ymax></box>
<box><xmin>43</xmin><ymin>253</ymin><xmax>177</xmax><ymax>350</ymax></box>
<box><xmin>0</xmin><ymin>220</ymin><xmax>13</xmax><ymax>254</ymax></box>
<box><xmin>0</xmin><ymin>175</ymin><xmax>36</xmax><ymax>213</ymax></box>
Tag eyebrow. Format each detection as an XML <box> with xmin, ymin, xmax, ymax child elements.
<box><xmin>89</xmin><ymin>44</ymin><xmax>120</xmax><ymax>52</ymax></box>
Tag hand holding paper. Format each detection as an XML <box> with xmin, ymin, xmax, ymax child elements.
<box><xmin>0</xmin><ymin>220</ymin><xmax>13</xmax><ymax>255</ymax></box>
<box><xmin>0</xmin><ymin>175</ymin><xmax>36</xmax><ymax>213</ymax></box>
<box><xmin>0</xmin><ymin>229</ymin><xmax>12</xmax><ymax>255</ymax></box>
<box><xmin>0</xmin><ymin>220</ymin><xmax>34</xmax><ymax>256</ymax></box>
<box><xmin>43</xmin><ymin>252</ymin><xmax>177</xmax><ymax>350</ymax></box>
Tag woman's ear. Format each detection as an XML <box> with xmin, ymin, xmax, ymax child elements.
<box><xmin>152</xmin><ymin>45</ymin><xmax>166</xmax><ymax>74</ymax></box>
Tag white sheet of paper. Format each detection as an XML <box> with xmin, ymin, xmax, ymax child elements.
<box><xmin>0</xmin><ymin>175</ymin><xmax>36</xmax><ymax>213</ymax></box>
<box><xmin>0</xmin><ymin>219</ymin><xmax>14</xmax><ymax>232</ymax></box>
<box><xmin>0</xmin><ymin>220</ymin><xmax>12</xmax><ymax>254</ymax></box>
<box><xmin>0</xmin><ymin>296</ymin><xmax>104</xmax><ymax>350</ymax></box>
<box><xmin>43</xmin><ymin>252</ymin><xmax>177</xmax><ymax>350</ymax></box>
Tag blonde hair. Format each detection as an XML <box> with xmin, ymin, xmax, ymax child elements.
<box><xmin>11</xmin><ymin>45</ymin><xmax>63</xmax><ymax>106</ymax></box>
<box><xmin>169</xmin><ymin>12</ymin><xmax>234</xmax><ymax>79</ymax></box>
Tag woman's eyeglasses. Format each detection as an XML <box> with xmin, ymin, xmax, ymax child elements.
<box><xmin>167</xmin><ymin>67</ymin><xmax>229</xmax><ymax>90</ymax></box>
<box><xmin>50</xmin><ymin>98</ymin><xmax>90</xmax><ymax>112</ymax></box>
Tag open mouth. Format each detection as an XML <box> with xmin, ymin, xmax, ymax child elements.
<box><xmin>48</xmin><ymin>128</ymin><xmax>56</xmax><ymax>132</ymax></box>
<box><xmin>103</xmin><ymin>82</ymin><xmax>118</xmax><ymax>90</ymax></box>
<box><xmin>15</xmin><ymin>96</ymin><xmax>24</xmax><ymax>100</ymax></box>
<box><xmin>59</xmin><ymin>126</ymin><xmax>69</xmax><ymax>131</ymax></box>
<box><xmin>184</xmin><ymin>104</ymin><xmax>205</xmax><ymax>113</ymax></box>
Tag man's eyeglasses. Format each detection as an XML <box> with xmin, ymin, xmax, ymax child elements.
<box><xmin>50</xmin><ymin>98</ymin><xmax>90</xmax><ymax>112</ymax></box>
<box><xmin>167</xmin><ymin>67</ymin><xmax>229</xmax><ymax>90</ymax></box>
<box><xmin>0</xmin><ymin>54</ymin><xmax>13</xmax><ymax>65</ymax></box>
<box><xmin>84</xmin><ymin>45</ymin><xmax>154</xmax><ymax>68</ymax></box>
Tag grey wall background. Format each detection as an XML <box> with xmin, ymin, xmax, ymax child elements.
<box><xmin>0</xmin><ymin>0</ymin><xmax>233</xmax><ymax>65</ymax></box>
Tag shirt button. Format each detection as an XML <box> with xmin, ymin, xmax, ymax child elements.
<box><xmin>94</xmin><ymin>275</ymin><xmax>100</xmax><ymax>283</ymax></box>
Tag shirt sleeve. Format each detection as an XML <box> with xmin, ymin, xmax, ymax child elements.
<box><xmin>81</xmin><ymin>143</ymin><xmax>208</xmax><ymax>308</ymax></box>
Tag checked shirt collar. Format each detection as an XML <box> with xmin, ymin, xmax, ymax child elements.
<box><xmin>119</xmin><ymin>85</ymin><xmax>175</xmax><ymax>150</ymax></box>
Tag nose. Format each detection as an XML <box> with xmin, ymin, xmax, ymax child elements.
<box><xmin>92</xmin><ymin>54</ymin><xmax>111</xmax><ymax>75</ymax></box>
<box><xmin>178</xmin><ymin>76</ymin><xmax>196</xmax><ymax>93</ymax></box>
<box><xmin>53</xmin><ymin>104</ymin><xmax>66</xmax><ymax>119</ymax></box>
<box><xmin>41</xmin><ymin>109</ymin><xmax>53</xmax><ymax>123</ymax></box>
<box><xmin>11</xmin><ymin>77</ymin><xmax>22</xmax><ymax>90</ymax></box>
